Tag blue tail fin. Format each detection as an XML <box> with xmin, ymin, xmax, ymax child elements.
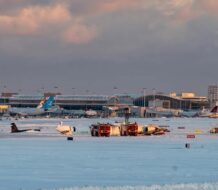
<box><xmin>43</xmin><ymin>96</ymin><xmax>55</xmax><ymax>110</ymax></box>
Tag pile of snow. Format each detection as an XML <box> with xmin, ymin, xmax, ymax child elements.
<box><xmin>47</xmin><ymin>183</ymin><xmax>218</xmax><ymax>190</ymax></box>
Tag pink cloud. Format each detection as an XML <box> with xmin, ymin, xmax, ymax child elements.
<box><xmin>0</xmin><ymin>14</ymin><xmax>38</xmax><ymax>35</ymax></box>
<box><xmin>0</xmin><ymin>3</ymin><xmax>97</xmax><ymax>44</ymax></box>
<box><xmin>90</xmin><ymin>0</ymin><xmax>218</xmax><ymax>21</ymax></box>
<box><xmin>63</xmin><ymin>25</ymin><xmax>97</xmax><ymax>44</ymax></box>
<box><xmin>0</xmin><ymin>4</ymin><xmax>71</xmax><ymax>35</ymax></box>
<box><xmin>0</xmin><ymin>0</ymin><xmax>218</xmax><ymax>44</ymax></box>
<box><xmin>200</xmin><ymin>0</ymin><xmax>218</xmax><ymax>15</ymax></box>
<box><xmin>155</xmin><ymin>0</ymin><xmax>218</xmax><ymax>21</ymax></box>
<box><xmin>94</xmin><ymin>0</ymin><xmax>139</xmax><ymax>13</ymax></box>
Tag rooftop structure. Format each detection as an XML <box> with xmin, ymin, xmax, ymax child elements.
<box><xmin>169</xmin><ymin>92</ymin><xmax>207</xmax><ymax>101</ymax></box>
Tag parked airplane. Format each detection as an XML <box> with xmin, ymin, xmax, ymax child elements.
<box><xmin>199</xmin><ymin>106</ymin><xmax>218</xmax><ymax>118</ymax></box>
<box><xmin>11</xmin><ymin>123</ymin><xmax>41</xmax><ymax>133</ymax></box>
<box><xmin>85</xmin><ymin>110</ymin><xmax>98</xmax><ymax>118</ymax></box>
<box><xmin>9</xmin><ymin>96</ymin><xmax>55</xmax><ymax>117</ymax></box>
<box><xmin>179</xmin><ymin>110</ymin><xmax>198</xmax><ymax>117</ymax></box>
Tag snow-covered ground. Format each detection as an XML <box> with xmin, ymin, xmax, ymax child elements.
<box><xmin>0</xmin><ymin>117</ymin><xmax>218</xmax><ymax>190</ymax></box>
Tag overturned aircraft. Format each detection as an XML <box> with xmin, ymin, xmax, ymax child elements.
<box><xmin>56</xmin><ymin>122</ymin><xmax>76</xmax><ymax>137</ymax></box>
<box><xmin>11</xmin><ymin>123</ymin><xmax>41</xmax><ymax>133</ymax></box>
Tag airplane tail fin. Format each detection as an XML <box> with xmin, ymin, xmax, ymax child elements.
<box><xmin>43</xmin><ymin>96</ymin><xmax>55</xmax><ymax>111</ymax></box>
<box><xmin>11</xmin><ymin>123</ymin><xmax>19</xmax><ymax>133</ymax></box>
<box><xmin>37</xmin><ymin>97</ymin><xmax>47</xmax><ymax>109</ymax></box>
<box><xmin>211</xmin><ymin>106</ymin><xmax>218</xmax><ymax>113</ymax></box>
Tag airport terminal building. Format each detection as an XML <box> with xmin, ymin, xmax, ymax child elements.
<box><xmin>0</xmin><ymin>92</ymin><xmax>209</xmax><ymax>118</ymax></box>
<box><xmin>55</xmin><ymin>95</ymin><xmax>111</xmax><ymax>110</ymax></box>
<box><xmin>9</xmin><ymin>95</ymin><xmax>44</xmax><ymax>108</ymax></box>
<box><xmin>134</xmin><ymin>92</ymin><xmax>209</xmax><ymax>110</ymax></box>
<box><xmin>0</xmin><ymin>94</ymin><xmax>133</xmax><ymax>111</ymax></box>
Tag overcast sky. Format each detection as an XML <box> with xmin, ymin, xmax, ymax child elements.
<box><xmin>0</xmin><ymin>0</ymin><xmax>218</xmax><ymax>95</ymax></box>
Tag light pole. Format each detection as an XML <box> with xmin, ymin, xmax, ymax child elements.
<box><xmin>113</xmin><ymin>86</ymin><xmax>118</xmax><ymax>107</ymax></box>
<box><xmin>54</xmin><ymin>86</ymin><xmax>58</xmax><ymax>93</ymax></box>
<box><xmin>41</xmin><ymin>87</ymin><xmax>45</xmax><ymax>97</ymax></box>
<box><xmin>143</xmin><ymin>88</ymin><xmax>146</xmax><ymax>108</ymax></box>
<box><xmin>85</xmin><ymin>90</ymin><xmax>89</xmax><ymax>110</ymax></box>
<box><xmin>152</xmin><ymin>88</ymin><xmax>156</xmax><ymax>108</ymax></box>
<box><xmin>72</xmin><ymin>88</ymin><xmax>75</xmax><ymax>95</ymax></box>
<box><xmin>3</xmin><ymin>85</ymin><xmax>6</xmax><ymax>105</ymax></box>
<box><xmin>113</xmin><ymin>86</ymin><xmax>118</xmax><ymax>96</ymax></box>
<box><xmin>54</xmin><ymin>86</ymin><xmax>58</xmax><ymax>106</ymax></box>
<box><xmin>3</xmin><ymin>85</ymin><xmax>6</xmax><ymax>94</ymax></box>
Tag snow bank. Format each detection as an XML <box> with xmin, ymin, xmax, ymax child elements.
<box><xmin>48</xmin><ymin>183</ymin><xmax>218</xmax><ymax>190</ymax></box>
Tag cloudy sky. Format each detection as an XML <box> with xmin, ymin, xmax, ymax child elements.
<box><xmin>0</xmin><ymin>0</ymin><xmax>218</xmax><ymax>95</ymax></box>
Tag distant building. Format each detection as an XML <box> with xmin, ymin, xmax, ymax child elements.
<box><xmin>148</xmin><ymin>99</ymin><xmax>171</xmax><ymax>109</ymax></box>
<box><xmin>6</xmin><ymin>94</ymin><xmax>118</xmax><ymax>111</ymax></box>
<box><xmin>134</xmin><ymin>92</ymin><xmax>209</xmax><ymax>110</ymax></box>
<box><xmin>111</xmin><ymin>94</ymin><xmax>134</xmax><ymax>106</ymax></box>
<box><xmin>208</xmin><ymin>85</ymin><xmax>218</xmax><ymax>107</ymax></box>
<box><xmin>0</xmin><ymin>92</ymin><xmax>18</xmax><ymax>105</ymax></box>
<box><xmin>44</xmin><ymin>92</ymin><xmax>62</xmax><ymax>97</ymax></box>
<box><xmin>1</xmin><ymin>92</ymin><xmax>18</xmax><ymax>97</ymax></box>
<box><xmin>55</xmin><ymin>95</ymin><xmax>111</xmax><ymax>110</ymax></box>
<box><xmin>9</xmin><ymin>95</ymin><xmax>44</xmax><ymax>108</ymax></box>
<box><xmin>170</xmin><ymin>92</ymin><xmax>207</xmax><ymax>101</ymax></box>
